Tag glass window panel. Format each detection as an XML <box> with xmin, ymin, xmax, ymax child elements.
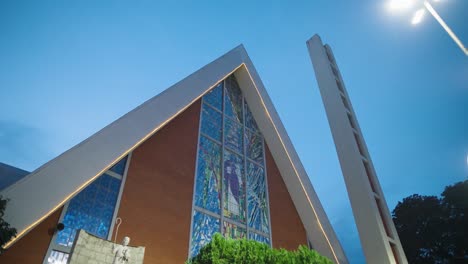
<box><xmin>47</xmin><ymin>250</ymin><xmax>69</xmax><ymax>264</ymax></box>
<box><xmin>109</xmin><ymin>156</ymin><xmax>128</xmax><ymax>175</ymax></box>
<box><xmin>56</xmin><ymin>173</ymin><xmax>122</xmax><ymax>247</ymax></box>
<box><xmin>247</xmin><ymin>162</ymin><xmax>269</xmax><ymax>233</ymax></box>
<box><xmin>248</xmin><ymin>232</ymin><xmax>270</xmax><ymax>245</ymax></box>
<box><xmin>244</xmin><ymin>101</ymin><xmax>259</xmax><ymax>132</ymax></box>
<box><xmin>223</xmin><ymin>150</ymin><xmax>246</xmax><ymax>223</ymax></box>
<box><xmin>203</xmin><ymin>82</ymin><xmax>223</xmax><ymax>110</ymax></box>
<box><xmin>190</xmin><ymin>211</ymin><xmax>220</xmax><ymax>257</ymax></box>
<box><xmin>245</xmin><ymin>130</ymin><xmax>264</xmax><ymax>164</ymax></box>
<box><xmin>223</xmin><ymin>221</ymin><xmax>246</xmax><ymax>239</ymax></box>
<box><xmin>200</xmin><ymin>104</ymin><xmax>222</xmax><ymax>141</ymax></box>
<box><xmin>224</xmin><ymin>118</ymin><xmax>243</xmax><ymax>154</ymax></box>
<box><xmin>194</xmin><ymin>136</ymin><xmax>221</xmax><ymax>214</ymax></box>
<box><xmin>224</xmin><ymin>76</ymin><xmax>243</xmax><ymax>123</ymax></box>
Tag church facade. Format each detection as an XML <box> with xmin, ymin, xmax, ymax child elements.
<box><xmin>0</xmin><ymin>45</ymin><xmax>348</xmax><ymax>264</ymax></box>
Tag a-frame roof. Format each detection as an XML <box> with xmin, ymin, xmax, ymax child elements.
<box><xmin>1</xmin><ymin>45</ymin><xmax>348</xmax><ymax>263</ymax></box>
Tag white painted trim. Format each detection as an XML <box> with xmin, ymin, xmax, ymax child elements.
<box><xmin>108</xmin><ymin>152</ymin><xmax>132</xmax><ymax>242</ymax></box>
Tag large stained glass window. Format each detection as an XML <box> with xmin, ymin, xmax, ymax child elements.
<box><xmin>190</xmin><ymin>75</ymin><xmax>271</xmax><ymax>258</ymax></box>
<box><xmin>45</xmin><ymin>155</ymin><xmax>129</xmax><ymax>263</ymax></box>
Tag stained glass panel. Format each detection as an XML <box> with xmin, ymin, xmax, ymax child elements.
<box><xmin>200</xmin><ymin>104</ymin><xmax>222</xmax><ymax>141</ymax></box>
<box><xmin>194</xmin><ymin>136</ymin><xmax>221</xmax><ymax>214</ymax></box>
<box><xmin>109</xmin><ymin>155</ymin><xmax>128</xmax><ymax>175</ymax></box>
<box><xmin>245</xmin><ymin>130</ymin><xmax>264</xmax><ymax>164</ymax></box>
<box><xmin>223</xmin><ymin>150</ymin><xmax>246</xmax><ymax>223</ymax></box>
<box><xmin>247</xmin><ymin>161</ymin><xmax>269</xmax><ymax>233</ymax></box>
<box><xmin>191</xmin><ymin>73</ymin><xmax>271</xmax><ymax>253</ymax></box>
<box><xmin>249</xmin><ymin>232</ymin><xmax>270</xmax><ymax>245</ymax></box>
<box><xmin>56</xmin><ymin>174</ymin><xmax>121</xmax><ymax>247</ymax></box>
<box><xmin>244</xmin><ymin>101</ymin><xmax>259</xmax><ymax>132</ymax></box>
<box><xmin>223</xmin><ymin>221</ymin><xmax>246</xmax><ymax>239</ymax></box>
<box><xmin>224</xmin><ymin>76</ymin><xmax>243</xmax><ymax>123</ymax></box>
<box><xmin>224</xmin><ymin>118</ymin><xmax>243</xmax><ymax>154</ymax></box>
<box><xmin>190</xmin><ymin>211</ymin><xmax>220</xmax><ymax>257</ymax></box>
<box><xmin>203</xmin><ymin>82</ymin><xmax>223</xmax><ymax>110</ymax></box>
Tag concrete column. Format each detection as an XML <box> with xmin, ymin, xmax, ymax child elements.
<box><xmin>306</xmin><ymin>34</ymin><xmax>407</xmax><ymax>264</ymax></box>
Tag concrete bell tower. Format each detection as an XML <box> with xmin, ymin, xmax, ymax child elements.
<box><xmin>307</xmin><ymin>34</ymin><xmax>408</xmax><ymax>264</ymax></box>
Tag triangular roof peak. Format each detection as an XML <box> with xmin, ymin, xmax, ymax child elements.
<box><xmin>1</xmin><ymin>45</ymin><xmax>347</xmax><ymax>263</ymax></box>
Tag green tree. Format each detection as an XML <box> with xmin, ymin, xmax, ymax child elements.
<box><xmin>187</xmin><ymin>233</ymin><xmax>333</xmax><ymax>264</ymax></box>
<box><xmin>0</xmin><ymin>196</ymin><xmax>17</xmax><ymax>254</ymax></box>
<box><xmin>392</xmin><ymin>180</ymin><xmax>468</xmax><ymax>263</ymax></box>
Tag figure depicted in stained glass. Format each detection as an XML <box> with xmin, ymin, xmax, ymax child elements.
<box><xmin>224</xmin><ymin>159</ymin><xmax>241</xmax><ymax>217</ymax></box>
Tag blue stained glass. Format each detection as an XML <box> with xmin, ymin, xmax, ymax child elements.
<box><xmin>194</xmin><ymin>136</ymin><xmax>221</xmax><ymax>214</ymax></box>
<box><xmin>223</xmin><ymin>150</ymin><xmax>246</xmax><ymax>223</ymax></box>
<box><xmin>203</xmin><ymin>82</ymin><xmax>223</xmax><ymax>110</ymax></box>
<box><xmin>109</xmin><ymin>156</ymin><xmax>128</xmax><ymax>175</ymax></box>
<box><xmin>244</xmin><ymin>101</ymin><xmax>259</xmax><ymax>132</ymax></box>
<box><xmin>190</xmin><ymin>211</ymin><xmax>220</xmax><ymax>257</ymax></box>
<box><xmin>223</xmin><ymin>221</ymin><xmax>246</xmax><ymax>239</ymax></box>
<box><xmin>224</xmin><ymin>76</ymin><xmax>243</xmax><ymax>123</ymax></box>
<box><xmin>249</xmin><ymin>232</ymin><xmax>270</xmax><ymax>245</ymax></box>
<box><xmin>200</xmin><ymin>104</ymin><xmax>222</xmax><ymax>141</ymax></box>
<box><xmin>224</xmin><ymin>118</ymin><xmax>243</xmax><ymax>154</ymax></box>
<box><xmin>245</xmin><ymin>130</ymin><xmax>264</xmax><ymax>164</ymax></box>
<box><xmin>247</xmin><ymin>162</ymin><xmax>269</xmax><ymax>233</ymax></box>
<box><xmin>56</xmin><ymin>173</ymin><xmax>122</xmax><ymax>247</ymax></box>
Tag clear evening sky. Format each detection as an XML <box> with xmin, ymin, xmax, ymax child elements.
<box><xmin>1</xmin><ymin>1</ymin><xmax>467</xmax><ymax>262</ymax></box>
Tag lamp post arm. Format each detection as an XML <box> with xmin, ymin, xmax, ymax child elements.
<box><xmin>424</xmin><ymin>1</ymin><xmax>468</xmax><ymax>56</ymax></box>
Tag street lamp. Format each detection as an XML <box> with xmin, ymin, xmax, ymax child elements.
<box><xmin>388</xmin><ymin>0</ymin><xmax>468</xmax><ymax>56</ymax></box>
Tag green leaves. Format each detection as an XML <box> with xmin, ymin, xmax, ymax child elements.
<box><xmin>0</xmin><ymin>196</ymin><xmax>17</xmax><ymax>255</ymax></box>
<box><xmin>392</xmin><ymin>180</ymin><xmax>468</xmax><ymax>263</ymax></box>
<box><xmin>187</xmin><ymin>233</ymin><xmax>333</xmax><ymax>264</ymax></box>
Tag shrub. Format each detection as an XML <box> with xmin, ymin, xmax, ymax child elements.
<box><xmin>187</xmin><ymin>233</ymin><xmax>333</xmax><ymax>264</ymax></box>
<box><xmin>0</xmin><ymin>196</ymin><xmax>17</xmax><ymax>254</ymax></box>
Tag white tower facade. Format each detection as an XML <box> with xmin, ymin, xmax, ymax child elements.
<box><xmin>307</xmin><ymin>35</ymin><xmax>407</xmax><ymax>264</ymax></box>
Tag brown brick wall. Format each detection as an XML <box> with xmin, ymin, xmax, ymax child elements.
<box><xmin>0</xmin><ymin>207</ymin><xmax>62</xmax><ymax>263</ymax></box>
<box><xmin>0</xmin><ymin>98</ymin><xmax>308</xmax><ymax>263</ymax></box>
<box><xmin>266</xmin><ymin>144</ymin><xmax>308</xmax><ymax>250</ymax></box>
<box><xmin>114</xmin><ymin>100</ymin><xmax>201</xmax><ymax>263</ymax></box>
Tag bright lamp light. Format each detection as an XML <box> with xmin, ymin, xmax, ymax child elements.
<box><xmin>387</xmin><ymin>0</ymin><xmax>416</xmax><ymax>12</ymax></box>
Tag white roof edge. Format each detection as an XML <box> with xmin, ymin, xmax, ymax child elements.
<box><xmin>1</xmin><ymin>45</ymin><xmax>348</xmax><ymax>263</ymax></box>
<box><xmin>236</xmin><ymin>50</ymin><xmax>348</xmax><ymax>263</ymax></box>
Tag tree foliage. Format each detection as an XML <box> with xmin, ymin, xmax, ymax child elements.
<box><xmin>392</xmin><ymin>180</ymin><xmax>468</xmax><ymax>263</ymax></box>
<box><xmin>186</xmin><ymin>233</ymin><xmax>333</xmax><ymax>264</ymax></box>
<box><xmin>0</xmin><ymin>196</ymin><xmax>17</xmax><ymax>255</ymax></box>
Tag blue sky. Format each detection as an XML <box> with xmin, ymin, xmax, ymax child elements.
<box><xmin>0</xmin><ymin>1</ymin><xmax>467</xmax><ymax>262</ymax></box>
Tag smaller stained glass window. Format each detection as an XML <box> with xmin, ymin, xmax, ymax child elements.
<box><xmin>194</xmin><ymin>136</ymin><xmax>221</xmax><ymax>214</ymax></box>
<box><xmin>190</xmin><ymin>211</ymin><xmax>220</xmax><ymax>257</ymax></box>
<box><xmin>223</xmin><ymin>221</ymin><xmax>246</xmax><ymax>239</ymax></box>
<box><xmin>244</xmin><ymin>101</ymin><xmax>259</xmax><ymax>132</ymax></box>
<box><xmin>245</xmin><ymin>130</ymin><xmax>264</xmax><ymax>164</ymax></box>
<box><xmin>200</xmin><ymin>104</ymin><xmax>222</xmax><ymax>141</ymax></box>
<box><xmin>223</xmin><ymin>150</ymin><xmax>246</xmax><ymax>223</ymax></box>
<box><xmin>249</xmin><ymin>232</ymin><xmax>270</xmax><ymax>245</ymax></box>
<box><xmin>109</xmin><ymin>156</ymin><xmax>128</xmax><ymax>175</ymax></box>
<box><xmin>224</xmin><ymin>118</ymin><xmax>243</xmax><ymax>154</ymax></box>
<box><xmin>224</xmin><ymin>76</ymin><xmax>243</xmax><ymax>123</ymax></box>
<box><xmin>56</xmin><ymin>174</ymin><xmax>121</xmax><ymax>247</ymax></box>
<box><xmin>203</xmin><ymin>83</ymin><xmax>223</xmax><ymax>110</ymax></box>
